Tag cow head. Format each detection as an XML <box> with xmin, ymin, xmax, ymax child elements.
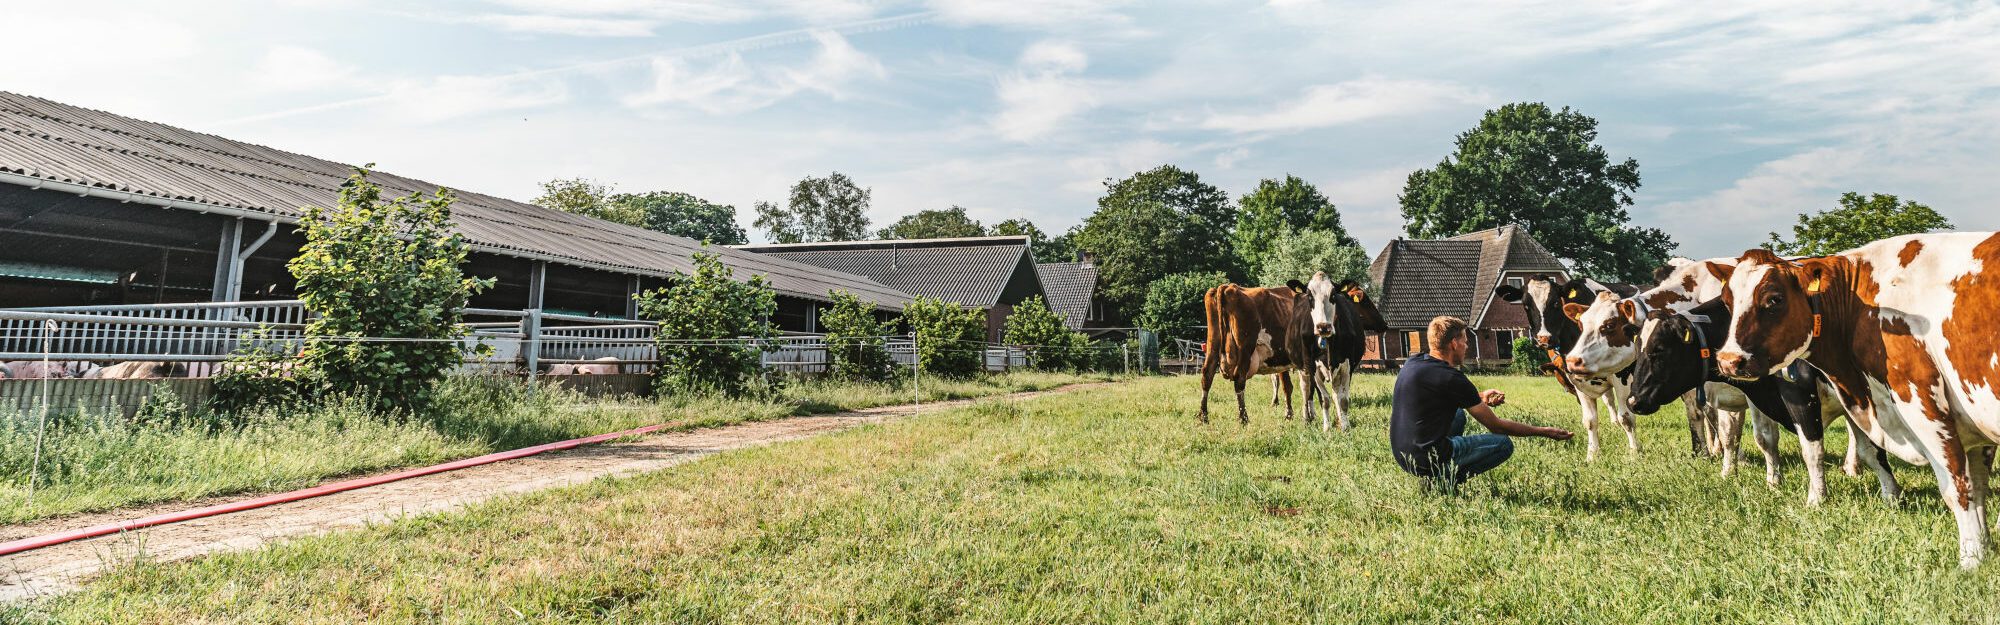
<box><xmin>1627</xmin><ymin>299</ymin><xmax>1726</xmax><ymax>415</ymax></box>
<box><xmin>1563</xmin><ymin>292</ymin><xmax>1642</xmax><ymax>377</ymax></box>
<box><xmin>1342</xmin><ymin>281</ymin><xmax>1390</xmax><ymax>333</ymax></box>
<box><xmin>1716</xmin><ymin>249</ymin><xmax>1830</xmax><ymax>379</ymax></box>
<box><xmin>1287</xmin><ymin>272</ymin><xmax>1340</xmax><ymax>338</ymax></box>
<box><xmin>1496</xmin><ymin>275</ymin><xmax>1597</xmax><ymax>352</ymax></box>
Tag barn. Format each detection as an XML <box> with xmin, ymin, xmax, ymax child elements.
<box><xmin>734</xmin><ymin>236</ymin><xmax>1047</xmax><ymax>342</ymax></box>
<box><xmin>0</xmin><ymin>91</ymin><xmax>911</xmax><ymax>328</ymax></box>
<box><xmin>1363</xmin><ymin>225</ymin><xmax>1568</xmax><ymax>367</ymax></box>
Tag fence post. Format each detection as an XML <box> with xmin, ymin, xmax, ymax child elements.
<box><xmin>522</xmin><ymin>308</ymin><xmax>542</xmax><ymax>388</ymax></box>
<box><xmin>29</xmin><ymin>319</ymin><xmax>58</xmax><ymax>507</ymax></box>
<box><xmin>912</xmin><ymin>330</ymin><xmax>921</xmax><ymax>410</ymax></box>
<box><xmin>1122</xmin><ymin>342</ymin><xmax>1130</xmax><ymax>376</ymax></box>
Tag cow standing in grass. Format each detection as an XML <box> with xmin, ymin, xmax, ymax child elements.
<box><xmin>1198</xmin><ymin>283</ymin><xmax>1303</xmax><ymax>424</ymax></box>
<box><xmin>1716</xmin><ymin>235</ymin><xmax>2000</xmax><ymax>568</ymax></box>
<box><xmin>1282</xmin><ymin>273</ymin><xmax>1388</xmax><ymax>432</ymax></box>
<box><xmin>1493</xmin><ymin>275</ymin><xmax>1642</xmax><ymax>461</ymax></box>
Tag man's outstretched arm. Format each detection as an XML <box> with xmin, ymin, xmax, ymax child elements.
<box><xmin>1466</xmin><ymin>403</ymin><xmax>1572</xmax><ymax>440</ymax></box>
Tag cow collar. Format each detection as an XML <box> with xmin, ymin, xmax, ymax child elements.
<box><xmin>1683</xmin><ymin>312</ymin><xmax>1716</xmax><ymax>404</ymax></box>
<box><xmin>1808</xmin><ymin>293</ymin><xmax>1824</xmax><ymax>338</ymax></box>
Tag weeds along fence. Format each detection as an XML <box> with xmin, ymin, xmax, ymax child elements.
<box><xmin>0</xmin><ymin>300</ymin><xmax>1076</xmax><ymax>416</ymax></box>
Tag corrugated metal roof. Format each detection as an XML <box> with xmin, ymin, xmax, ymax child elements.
<box><xmin>0</xmin><ymin>91</ymin><xmax>911</xmax><ymax>309</ymax></box>
<box><xmin>736</xmin><ymin>237</ymin><xmax>1038</xmax><ymax>307</ymax></box>
<box><xmin>1035</xmin><ymin>262</ymin><xmax>1097</xmax><ymax>329</ymax></box>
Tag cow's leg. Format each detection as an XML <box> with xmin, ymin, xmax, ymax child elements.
<box><xmin>1853</xmin><ymin>430</ymin><xmax>1900</xmax><ymax>503</ymax></box>
<box><xmin>1576</xmin><ymin>385</ymin><xmax>1604</xmax><ymax>462</ymax></box>
<box><xmin>1608</xmin><ymin>381</ymin><xmax>1640</xmax><ymax>455</ymax></box>
<box><xmin>1922</xmin><ymin>439</ymin><xmax>1987</xmax><ymax>569</ymax></box>
<box><xmin>1842</xmin><ymin>431</ymin><xmax>1861</xmax><ymax>476</ymax></box>
<box><xmin>1973</xmin><ymin>447</ymin><xmax>1995</xmax><ymax>512</ymax></box>
<box><xmin>1795</xmin><ymin>415</ymin><xmax>1828</xmax><ymax>506</ymax></box>
<box><xmin>1331</xmin><ymin>362</ymin><xmax>1353</xmax><ymax>433</ymax></box>
<box><xmin>1279</xmin><ymin>371</ymin><xmax>1296</xmax><ymax>421</ymax></box>
<box><xmin>1753</xmin><ymin>412</ymin><xmax>1782</xmax><ymax>488</ymax></box>
<box><xmin>1715</xmin><ymin>407</ymin><xmax>1745</xmax><ymax>477</ymax></box>
<box><xmin>1271</xmin><ymin>373</ymin><xmax>1283</xmax><ymax>407</ymax></box>
<box><xmin>1233</xmin><ymin>377</ymin><xmax>1250</xmax><ymax>426</ymax></box>
<box><xmin>1682</xmin><ymin>390</ymin><xmax>1714</xmax><ymax>457</ymax></box>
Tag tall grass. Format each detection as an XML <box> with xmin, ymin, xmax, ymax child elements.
<box><xmin>22</xmin><ymin>373</ymin><xmax>2000</xmax><ymax>624</ymax></box>
<box><xmin>0</xmin><ymin>371</ymin><xmax>1106</xmax><ymax>525</ymax></box>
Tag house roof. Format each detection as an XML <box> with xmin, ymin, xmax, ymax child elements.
<box><xmin>1035</xmin><ymin>261</ymin><xmax>1098</xmax><ymax>329</ymax></box>
<box><xmin>1368</xmin><ymin>225</ymin><xmax>1568</xmax><ymax>329</ymax></box>
<box><xmin>0</xmin><ymin>91</ymin><xmax>911</xmax><ymax>310</ymax></box>
<box><xmin>735</xmin><ymin>236</ymin><xmax>1044</xmax><ymax>308</ymax></box>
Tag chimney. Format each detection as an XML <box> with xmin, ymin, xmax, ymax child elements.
<box><xmin>1078</xmin><ymin>250</ymin><xmax>1095</xmax><ymax>268</ymax></box>
<box><xmin>892</xmin><ymin>244</ymin><xmax>899</xmax><ymax>271</ymax></box>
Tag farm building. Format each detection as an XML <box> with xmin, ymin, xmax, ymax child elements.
<box><xmin>0</xmin><ymin>91</ymin><xmax>911</xmax><ymax>329</ymax></box>
<box><xmin>734</xmin><ymin>236</ymin><xmax>1047</xmax><ymax>342</ymax></box>
<box><xmin>1364</xmin><ymin>225</ymin><xmax>1568</xmax><ymax>367</ymax></box>
<box><xmin>1034</xmin><ymin>256</ymin><xmax>1106</xmax><ymax>333</ymax></box>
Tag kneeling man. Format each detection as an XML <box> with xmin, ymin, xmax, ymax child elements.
<box><xmin>1391</xmin><ymin>316</ymin><xmax>1571</xmax><ymax>490</ymax></box>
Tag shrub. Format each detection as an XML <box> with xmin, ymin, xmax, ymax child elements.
<box><xmin>635</xmin><ymin>251</ymin><xmax>779</xmax><ymax>397</ymax></box>
<box><xmin>822</xmin><ymin>290</ymin><xmax>894</xmax><ymax>382</ymax></box>
<box><xmin>209</xmin><ymin>330</ymin><xmax>313</xmax><ymax>418</ymax></box>
<box><xmin>288</xmin><ymin>168</ymin><xmax>491</xmax><ymax>413</ymax></box>
<box><xmin>1136</xmin><ymin>271</ymin><xmax>1228</xmax><ymax>344</ymax></box>
<box><xmin>1510</xmin><ymin>337</ymin><xmax>1547</xmax><ymax>375</ymax></box>
<box><xmin>903</xmin><ymin>296</ymin><xmax>985</xmax><ymax>378</ymax></box>
<box><xmin>1002</xmin><ymin>295</ymin><xmax>1092</xmax><ymax>371</ymax></box>
<box><xmin>131</xmin><ymin>383</ymin><xmax>191</xmax><ymax>429</ymax></box>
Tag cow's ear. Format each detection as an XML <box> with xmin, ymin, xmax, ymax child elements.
<box><xmin>1799</xmin><ymin>259</ymin><xmax>1834</xmax><ymax>296</ymax></box>
<box><xmin>1563</xmin><ymin>302</ymin><xmax>1587</xmax><ymax>322</ymax></box>
<box><xmin>1495</xmin><ymin>285</ymin><xmax>1523</xmax><ymax>302</ymax></box>
<box><xmin>1615</xmin><ymin>299</ymin><xmax>1639</xmax><ymax>323</ymax></box>
<box><xmin>1704</xmin><ymin>261</ymin><xmax>1735</xmax><ymax>284</ymax></box>
<box><xmin>1286</xmin><ymin>279</ymin><xmax>1308</xmax><ymax>293</ymax></box>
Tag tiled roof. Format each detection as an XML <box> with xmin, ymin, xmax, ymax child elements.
<box><xmin>736</xmin><ymin>236</ymin><xmax>1042</xmax><ymax>308</ymax></box>
<box><xmin>1369</xmin><ymin>225</ymin><xmax>1569</xmax><ymax>329</ymax></box>
<box><xmin>1035</xmin><ymin>262</ymin><xmax>1098</xmax><ymax>329</ymax></box>
<box><xmin>0</xmin><ymin>91</ymin><xmax>911</xmax><ymax>309</ymax></box>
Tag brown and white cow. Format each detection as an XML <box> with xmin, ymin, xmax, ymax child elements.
<box><xmin>88</xmin><ymin>361</ymin><xmax>181</xmax><ymax>379</ymax></box>
<box><xmin>1198</xmin><ymin>283</ymin><xmax>1304</xmax><ymax>424</ymax></box>
<box><xmin>548</xmin><ymin>356</ymin><xmax>621</xmax><ymax>375</ymax></box>
<box><xmin>1495</xmin><ymin>276</ymin><xmax>1641</xmax><ymax>461</ymax></box>
<box><xmin>1716</xmin><ymin>234</ymin><xmax>2000</xmax><ymax>568</ymax></box>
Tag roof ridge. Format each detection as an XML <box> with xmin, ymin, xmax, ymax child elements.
<box><xmin>0</xmin><ymin>94</ymin><xmax>341</xmax><ymax>182</ymax></box>
<box><xmin>0</xmin><ymin>121</ymin><xmax>337</xmax><ymax>198</ymax></box>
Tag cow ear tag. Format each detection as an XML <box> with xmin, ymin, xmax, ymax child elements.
<box><xmin>1567</xmin><ymin>288</ymin><xmax>1577</xmax><ymax>298</ymax></box>
<box><xmin>1806</xmin><ymin>277</ymin><xmax>1823</xmax><ymax>294</ymax></box>
<box><xmin>1350</xmin><ymin>293</ymin><xmax>1362</xmax><ymax>303</ymax></box>
<box><xmin>1682</xmin><ymin>329</ymin><xmax>1691</xmax><ymax>342</ymax></box>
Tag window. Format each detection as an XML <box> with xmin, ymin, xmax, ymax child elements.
<box><xmin>1495</xmin><ymin>330</ymin><xmax>1515</xmax><ymax>359</ymax></box>
<box><xmin>1403</xmin><ymin>330</ymin><xmax>1424</xmax><ymax>356</ymax></box>
<box><xmin>1506</xmin><ymin>276</ymin><xmax>1525</xmax><ymax>289</ymax></box>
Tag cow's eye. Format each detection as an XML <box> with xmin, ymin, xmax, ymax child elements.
<box><xmin>1761</xmin><ymin>293</ymin><xmax>1784</xmax><ymax>310</ymax></box>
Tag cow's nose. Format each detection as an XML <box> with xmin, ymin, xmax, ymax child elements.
<box><xmin>1535</xmin><ymin>335</ymin><xmax>1550</xmax><ymax>347</ymax></box>
<box><xmin>1715</xmin><ymin>350</ymin><xmax>1750</xmax><ymax>377</ymax></box>
<box><xmin>1315</xmin><ymin>322</ymin><xmax>1332</xmax><ymax>336</ymax></box>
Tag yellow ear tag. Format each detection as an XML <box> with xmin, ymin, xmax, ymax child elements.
<box><xmin>1807</xmin><ymin>278</ymin><xmax>1822</xmax><ymax>294</ymax></box>
<box><xmin>1567</xmin><ymin>288</ymin><xmax>1577</xmax><ymax>298</ymax></box>
<box><xmin>1683</xmin><ymin>329</ymin><xmax>1692</xmax><ymax>342</ymax></box>
<box><xmin>1350</xmin><ymin>293</ymin><xmax>1362</xmax><ymax>303</ymax></box>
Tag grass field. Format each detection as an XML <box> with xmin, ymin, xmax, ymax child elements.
<box><xmin>14</xmin><ymin>373</ymin><xmax>2000</xmax><ymax>624</ymax></box>
<box><xmin>0</xmin><ymin>371</ymin><xmax>1103</xmax><ymax>526</ymax></box>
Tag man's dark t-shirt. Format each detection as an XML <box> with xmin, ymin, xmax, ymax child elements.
<box><xmin>1390</xmin><ymin>353</ymin><xmax>1485</xmax><ymax>475</ymax></box>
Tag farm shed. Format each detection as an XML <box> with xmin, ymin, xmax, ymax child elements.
<box><xmin>1364</xmin><ymin>224</ymin><xmax>1568</xmax><ymax>367</ymax></box>
<box><xmin>735</xmin><ymin>236</ymin><xmax>1047</xmax><ymax>342</ymax></box>
<box><xmin>0</xmin><ymin>91</ymin><xmax>911</xmax><ymax>330</ymax></box>
<box><xmin>1034</xmin><ymin>258</ymin><xmax>1107</xmax><ymax>333</ymax></box>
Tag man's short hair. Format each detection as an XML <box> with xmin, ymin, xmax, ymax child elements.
<box><xmin>1428</xmin><ymin>316</ymin><xmax>1468</xmax><ymax>350</ymax></box>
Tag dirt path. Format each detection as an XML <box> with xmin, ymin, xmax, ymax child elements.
<box><xmin>0</xmin><ymin>384</ymin><xmax>1106</xmax><ymax>602</ymax></box>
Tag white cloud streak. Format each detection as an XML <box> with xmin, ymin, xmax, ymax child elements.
<box><xmin>1201</xmin><ymin>77</ymin><xmax>1490</xmax><ymax>133</ymax></box>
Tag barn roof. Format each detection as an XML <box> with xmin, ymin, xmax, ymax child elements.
<box><xmin>735</xmin><ymin>236</ymin><xmax>1044</xmax><ymax>308</ymax></box>
<box><xmin>1035</xmin><ymin>261</ymin><xmax>1098</xmax><ymax>329</ymax></box>
<box><xmin>1368</xmin><ymin>225</ymin><xmax>1568</xmax><ymax>329</ymax></box>
<box><xmin>0</xmin><ymin>91</ymin><xmax>912</xmax><ymax>310</ymax></box>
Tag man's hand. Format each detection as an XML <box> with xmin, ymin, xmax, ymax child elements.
<box><xmin>1539</xmin><ymin>426</ymin><xmax>1574</xmax><ymax>441</ymax></box>
<box><xmin>1480</xmin><ymin>389</ymin><xmax>1507</xmax><ymax>407</ymax></box>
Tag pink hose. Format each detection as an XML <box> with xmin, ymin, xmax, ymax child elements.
<box><xmin>0</xmin><ymin>420</ymin><xmax>683</xmax><ymax>557</ymax></box>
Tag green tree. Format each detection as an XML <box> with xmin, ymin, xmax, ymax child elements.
<box><xmin>1002</xmin><ymin>295</ymin><xmax>1091</xmax><ymax>370</ymax></box>
<box><xmin>1135</xmin><ymin>271</ymin><xmax>1229</xmax><ymax>344</ymax></box>
<box><xmin>902</xmin><ymin>296</ymin><xmax>985</xmax><ymax>378</ymax></box>
<box><xmin>534</xmin><ymin>177</ymin><xmax>639</xmax><ymax>226</ymax></box>
<box><xmin>1074</xmin><ymin>165</ymin><xmax>1238</xmax><ymax>320</ymax></box>
<box><xmin>1400</xmin><ymin>102</ymin><xmax>1674</xmax><ymax>283</ymax></box>
<box><xmin>289</xmin><ymin>168</ymin><xmax>492</xmax><ymax>413</ymax></box>
<box><xmin>608</xmin><ymin>191</ymin><xmax>747</xmax><ymax>245</ymax></box>
<box><xmin>633</xmin><ymin>251</ymin><xmax>778</xmax><ymax>397</ymax></box>
<box><xmin>1233</xmin><ymin>175</ymin><xmax>1355</xmax><ymax>278</ymax></box>
<box><xmin>877</xmin><ymin>206</ymin><xmax>986</xmax><ymax>240</ymax></box>
<box><xmin>821</xmin><ymin>290</ymin><xmax>894</xmax><ymax>382</ymax></box>
<box><xmin>991</xmin><ymin>218</ymin><xmax>1078</xmax><ymax>263</ymax></box>
<box><xmin>1766</xmin><ymin>192</ymin><xmax>1953</xmax><ymax>256</ymax></box>
<box><xmin>1256</xmin><ymin>227</ymin><xmax>1371</xmax><ymax>289</ymax></box>
<box><xmin>754</xmin><ymin>172</ymin><xmax>872</xmax><ymax>243</ymax></box>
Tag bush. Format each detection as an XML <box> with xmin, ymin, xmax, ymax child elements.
<box><xmin>903</xmin><ymin>296</ymin><xmax>985</xmax><ymax>378</ymax></box>
<box><xmin>209</xmin><ymin>330</ymin><xmax>313</xmax><ymax>418</ymax></box>
<box><xmin>1137</xmin><ymin>271</ymin><xmax>1228</xmax><ymax>344</ymax></box>
<box><xmin>1510</xmin><ymin>337</ymin><xmax>1547</xmax><ymax>375</ymax></box>
<box><xmin>635</xmin><ymin>251</ymin><xmax>779</xmax><ymax>397</ymax></box>
<box><xmin>822</xmin><ymin>290</ymin><xmax>894</xmax><ymax>382</ymax></box>
<box><xmin>288</xmin><ymin>168</ymin><xmax>491</xmax><ymax>413</ymax></box>
<box><xmin>1003</xmin><ymin>296</ymin><xmax>1093</xmax><ymax>371</ymax></box>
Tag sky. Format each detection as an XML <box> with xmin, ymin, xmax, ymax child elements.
<box><xmin>6</xmin><ymin>0</ymin><xmax>1998</xmax><ymax>260</ymax></box>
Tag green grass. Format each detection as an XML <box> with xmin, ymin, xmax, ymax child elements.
<box><xmin>0</xmin><ymin>371</ymin><xmax>1103</xmax><ymax>526</ymax></box>
<box><xmin>17</xmin><ymin>373</ymin><xmax>2000</xmax><ymax>624</ymax></box>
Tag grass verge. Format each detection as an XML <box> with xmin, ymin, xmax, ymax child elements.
<box><xmin>0</xmin><ymin>371</ymin><xmax>1104</xmax><ymax>526</ymax></box>
<box><xmin>19</xmin><ymin>373</ymin><xmax>2000</xmax><ymax>623</ymax></box>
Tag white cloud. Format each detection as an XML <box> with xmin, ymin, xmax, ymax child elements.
<box><xmin>1213</xmin><ymin>147</ymin><xmax>1250</xmax><ymax>170</ymax></box>
<box><xmin>929</xmin><ymin>0</ymin><xmax>1134</xmax><ymax>30</ymax></box>
<box><xmin>468</xmin><ymin>14</ymin><xmax>659</xmax><ymax>37</ymax></box>
<box><xmin>1201</xmin><ymin>77</ymin><xmax>1490</xmax><ymax>133</ymax></box>
<box><xmin>991</xmin><ymin>41</ymin><xmax>1096</xmax><ymax>142</ymax></box>
<box><xmin>252</xmin><ymin>46</ymin><xmax>360</xmax><ymax>92</ymax></box>
<box><xmin>386</xmin><ymin>74</ymin><xmax>572</xmax><ymax>122</ymax></box>
<box><xmin>623</xmin><ymin>30</ymin><xmax>886</xmax><ymax>114</ymax></box>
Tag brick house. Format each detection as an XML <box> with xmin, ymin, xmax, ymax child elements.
<box><xmin>1363</xmin><ymin>225</ymin><xmax>1568</xmax><ymax>367</ymax></box>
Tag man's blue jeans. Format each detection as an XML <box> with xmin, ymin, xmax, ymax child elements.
<box><xmin>1435</xmin><ymin>409</ymin><xmax>1514</xmax><ymax>489</ymax></box>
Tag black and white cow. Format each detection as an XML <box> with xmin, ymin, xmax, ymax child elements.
<box><xmin>1281</xmin><ymin>273</ymin><xmax>1388</xmax><ymax>432</ymax></box>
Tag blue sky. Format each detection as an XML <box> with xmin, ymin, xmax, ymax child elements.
<box><xmin>8</xmin><ymin>0</ymin><xmax>1997</xmax><ymax>260</ymax></box>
